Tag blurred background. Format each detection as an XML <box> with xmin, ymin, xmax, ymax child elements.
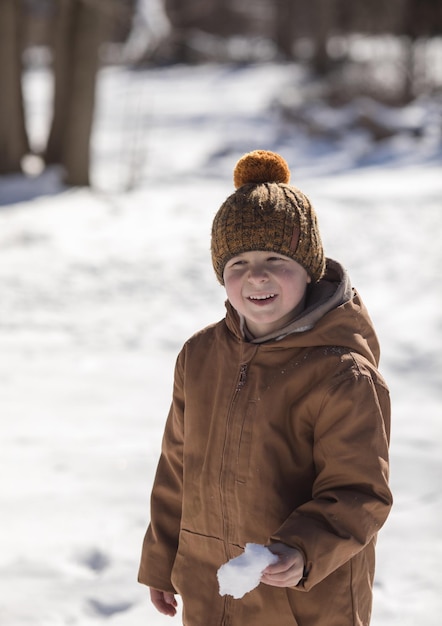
<box><xmin>1</xmin><ymin>0</ymin><xmax>441</xmax><ymax>188</ymax></box>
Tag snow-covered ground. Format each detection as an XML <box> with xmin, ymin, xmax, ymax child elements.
<box><xmin>0</xmin><ymin>61</ymin><xmax>441</xmax><ymax>625</ymax></box>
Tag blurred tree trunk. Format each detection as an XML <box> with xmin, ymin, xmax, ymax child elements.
<box><xmin>402</xmin><ymin>37</ymin><xmax>416</xmax><ymax>102</ymax></box>
<box><xmin>45</xmin><ymin>0</ymin><xmax>105</xmax><ymax>186</ymax></box>
<box><xmin>0</xmin><ymin>0</ymin><xmax>30</xmax><ymax>174</ymax></box>
<box><xmin>274</xmin><ymin>0</ymin><xmax>298</xmax><ymax>60</ymax></box>
<box><xmin>399</xmin><ymin>0</ymin><xmax>442</xmax><ymax>101</ymax></box>
<box><xmin>312</xmin><ymin>0</ymin><xmax>335</xmax><ymax>74</ymax></box>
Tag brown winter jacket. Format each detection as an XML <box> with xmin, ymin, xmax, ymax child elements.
<box><xmin>138</xmin><ymin>259</ymin><xmax>392</xmax><ymax>626</ymax></box>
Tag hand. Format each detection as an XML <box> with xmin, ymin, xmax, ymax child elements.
<box><xmin>261</xmin><ymin>542</ymin><xmax>305</xmax><ymax>588</ymax></box>
<box><xmin>149</xmin><ymin>588</ymin><xmax>178</xmax><ymax>617</ymax></box>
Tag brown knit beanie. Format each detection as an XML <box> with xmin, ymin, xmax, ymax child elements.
<box><xmin>211</xmin><ymin>150</ymin><xmax>325</xmax><ymax>284</ymax></box>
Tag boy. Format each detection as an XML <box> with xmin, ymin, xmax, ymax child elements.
<box><xmin>138</xmin><ymin>150</ymin><xmax>392</xmax><ymax>625</ymax></box>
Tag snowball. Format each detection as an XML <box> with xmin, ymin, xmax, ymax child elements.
<box><xmin>217</xmin><ymin>543</ymin><xmax>279</xmax><ymax>599</ymax></box>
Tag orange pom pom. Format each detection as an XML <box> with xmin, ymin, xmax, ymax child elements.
<box><xmin>233</xmin><ymin>150</ymin><xmax>290</xmax><ymax>189</ymax></box>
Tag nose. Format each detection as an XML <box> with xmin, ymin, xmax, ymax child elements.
<box><xmin>247</xmin><ymin>263</ymin><xmax>268</xmax><ymax>283</ymax></box>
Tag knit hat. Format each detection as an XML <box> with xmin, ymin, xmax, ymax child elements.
<box><xmin>211</xmin><ymin>150</ymin><xmax>325</xmax><ymax>284</ymax></box>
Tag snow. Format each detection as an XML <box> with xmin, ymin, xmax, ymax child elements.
<box><xmin>217</xmin><ymin>544</ymin><xmax>279</xmax><ymax>599</ymax></box>
<box><xmin>0</xmin><ymin>58</ymin><xmax>441</xmax><ymax>625</ymax></box>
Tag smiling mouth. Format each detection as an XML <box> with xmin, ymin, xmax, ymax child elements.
<box><xmin>248</xmin><ymin>293</ymin><xmax>276</xmax><ymax>301</ymax></box>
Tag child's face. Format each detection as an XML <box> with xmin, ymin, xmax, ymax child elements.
<box><xmin>223</xmin><ymin>250</ymin><xmax>311</xmax><ymax>338</ymax></box>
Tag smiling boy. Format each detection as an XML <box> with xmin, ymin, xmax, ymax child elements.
<box><xmin>223</xmin><ymin>251</ymin><xmax>311</xmax><ymax>338</ymax></box>
<box><xmin>138</xmin><ymin>150</ymin><xmax>392</xmax><ymax>625</ymax></box>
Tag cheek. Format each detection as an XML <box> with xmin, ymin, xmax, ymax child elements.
<box><xmin>281</xmin><ymin>276</ymin><xmax>308</xmax><ymax>303</ymax></box>
<box><xmin>224</xmin><ymin>275</ymin><xmax>243</xmax><ymax>303</ymax></box>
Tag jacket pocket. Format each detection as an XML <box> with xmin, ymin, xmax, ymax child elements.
<box><xmin>171</xmin><ymin>529</ymin><xmax>226</xmax><ymax>626</ymax></box>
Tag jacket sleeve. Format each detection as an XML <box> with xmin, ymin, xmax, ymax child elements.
<box><xmin>271</xmin><ymin>359</ymin><xmax>392</xmax><ymax>590</ymax></box>
<box><xmin>138</xmin><ymin>352</ymin><xmax>185</xmax><ymax>592</ymax></box>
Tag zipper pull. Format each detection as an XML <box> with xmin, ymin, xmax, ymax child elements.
<box><xmin>236</xmin><ymin>364</ymin><xmax>248</xmax><ymax>391</ymax></box>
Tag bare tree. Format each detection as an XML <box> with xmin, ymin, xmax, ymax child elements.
<box><xmin>44</xmin><ymin>0</ymin><xmax>106</xmax><ymax>186</ymax></box>
<box><xmin>0</xmin><ymin>0</ymin><xmax>30</xmax><ymax>174</ymax></box>
<box><xmin>400</xmin><ymin>0</ymin><xmax>442</xmax><ymax>100</ymax></box>
<box><xmin>311</xmin><ymin>0</ymin><xmax>337</xmax><ymax>74</ymax></box>
<box><xmin>274</xmin><ymin>0</ymin><xmax>300</xmax><ymax>60</ymax></box>
<box><xmin>0</xmin><ymin>0</ymin><xmax>134</xmax><ymax>186</ymax></box>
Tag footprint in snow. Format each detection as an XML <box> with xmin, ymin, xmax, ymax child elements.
<box><xmin>87</xmin><ymin>598</ymin><xmax>133</xmax><ymax>617</ymax></box>
<box><xmin>77</xmin><ymin>548</ymin><xmax>111</xmax><ymax>573</ymax></box>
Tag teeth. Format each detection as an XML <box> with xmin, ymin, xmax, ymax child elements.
<box><xmin>249</xmin><ymin>294</ymin><xmax>275</xmax><ymax>300</ymax></box>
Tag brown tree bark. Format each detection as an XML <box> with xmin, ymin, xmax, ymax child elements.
<box><xmin>45</xmin><ymin>0</ymin><xmax>105</xmax><ymax>186</ymax></box>
<box><xmin>0</xmin><ymin>0</ymin><xmax>30</xmax><ymax>174</ymax></box>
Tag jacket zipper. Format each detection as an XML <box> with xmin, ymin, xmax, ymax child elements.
<box><xmin>221</xmin><ymin>362</ymin><xmax>249</xmax><ymax>516</ymax></box>
<box><xmin>220</xmin><ymin>363</ymin><xmax>249</xmax><ymax>625</ymax></box>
